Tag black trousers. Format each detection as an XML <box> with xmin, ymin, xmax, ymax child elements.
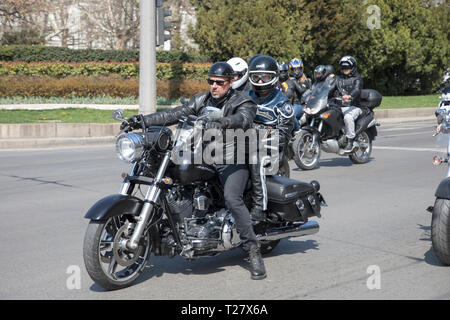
<box><xmin>215</xmin><ymin>164</ymin><xmax>258</xmax><ymax>252</ymax></box>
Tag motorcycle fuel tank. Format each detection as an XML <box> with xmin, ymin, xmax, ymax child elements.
<box><xmin>168</xmin><ymin>163</ymin><xmax>217</xmax><ymax>185</ymax></box>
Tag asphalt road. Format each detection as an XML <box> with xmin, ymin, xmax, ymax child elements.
<box><xmin>1</xmin><ymin>119</ymin><xmax>449</xmax><ymax>300</ymax></box>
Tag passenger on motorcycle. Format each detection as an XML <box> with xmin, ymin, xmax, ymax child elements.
<box><xmin>122</xmin><ymin>62</ymin><xmax>267</xmax><ymax>280</ymax></box>
<box><xmin>285</xmin><ymin>58</ymin><xmax>312</xmax><ymax>105</ymax></box>
<box><xmin>247</xmin><ymin>55</ymin><xmax>295</xmax><ymax>221</ymax></box>
<box><xmin>227</xmin><ymin>57</ymin><xmax>251</xmax><ymax>92</ymax></box>
<box><xmin>329</xmin><ymin>56</ymin><xmax>363</xmax><ymax>153</ymax></box>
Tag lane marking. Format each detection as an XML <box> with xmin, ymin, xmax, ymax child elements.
<box><xmin>374</xmin><ymin>146</ymin><xmax>445</xmax><ymax>152</ymax></box>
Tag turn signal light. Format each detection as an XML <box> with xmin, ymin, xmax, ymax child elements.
<box><xmin>121</xmin><ymin>172</ymin><xmax>127</xmax><ymax>178</ymax></box>
<box><xmin>321</xmin><ymin>112</ymin><xmax>331</xmax><ymax>119</ymax></box>
<box><xmin>433</xmin><ymin>156</ymin><xmax>442</xmax><ymax>165</ymax></box>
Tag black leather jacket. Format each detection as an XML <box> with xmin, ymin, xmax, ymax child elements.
<box><xmin>330</xmin><ymin>72</ymin><xmax>363</xmax><ymax>106</ymax></box>
<box><xmin>285</xmin><ymin>77</ymin><xmax>312</xmax><ymax>104</ymax></box>
<box><xmin>143</xmin><ymin>89</ymin><xmax>256</xmax><ymax>130</ymax></box>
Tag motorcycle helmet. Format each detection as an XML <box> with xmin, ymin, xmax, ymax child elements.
<box><xmin>208</xmin><ymin>62</ymin><xmax>235</xmax><ymax>79</ymax></box>
<box><xmin>248</xmin><ymin>55</ymin><xmax>279</xmax><ymax>95</ymax></box>
<box><xmin>289</xmin><ymin>58</ymin><xmax>304</xmax><ymax>79</ymax></box>
<box><xmin>227</xmin><ymin>57</ymin><xmax>249</xmax><ymax>89</ymax></box>
<box><xmin>278</xmin><ymin>61</ymin><xmax>289</xmax><ymax>83</ymax></box>
<box><xmin>339</xmin><ymin>55</ymin><xmax>358</xmax><ymax>75</ymax></box>
<box><xmin>314</xmin><ymin>65</ymin><xmax>327</xmax><ymax>82</ymax></box>
<box><xmin>248</xmin><ymin>54</ymin><xmax>263</xmax><ymax>67</ymax></box>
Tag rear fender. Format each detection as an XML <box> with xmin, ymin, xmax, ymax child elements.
<box><xmin>84</xmin><ymin>194</ymin><xmax>144</xmax><ymax>221</ymax></box>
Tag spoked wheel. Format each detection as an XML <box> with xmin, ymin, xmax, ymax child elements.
<box><xmin>83</xmin><ymin>216</ymin><xmax>151</xmax><ymax>291</ymax></box>
<box><xmin>293</xmin><ymin>131</ymin><xmax>321</xmax><ymax>170</ymax></box>
<box><xmin>349</xmin><ymin>131</ymin><xmax>372</xmax><ymax>164</ymax></box>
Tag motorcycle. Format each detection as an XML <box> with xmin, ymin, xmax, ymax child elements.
<box><xmin>290</xmin><ymin>79</ymin><xmax>382</xmax><ymax>170</ymax></box>
<box><xmin>82</xmin><ymin>107</ymin><xmax>326</xmax><ymax>290</ymax></box>
<box><xmin>427</xmin><ymin>107</ymin><xmax>450</xmax><ymax>265</ymax></box>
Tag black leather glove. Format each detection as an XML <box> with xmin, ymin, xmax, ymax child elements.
<box><xmin>205</xmin><ymin>118</ymin><xmax>230</xmax><ymax>130</ymax></box>
<box><xmin>120</xmin><ymin>115</ymin><xmax>142</xmax><ymax>132</ymax></box>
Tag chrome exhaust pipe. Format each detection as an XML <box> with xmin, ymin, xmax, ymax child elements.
<box><xmin>257</xmin><ymin>220</ymin><xmax>319</xmax><ymax>241</ymax></box>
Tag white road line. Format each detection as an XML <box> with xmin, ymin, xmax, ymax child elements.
<box><xmin>374</xmin><ymin>146</ymin><xmax>445</xmax><ymax>152</ymax></box>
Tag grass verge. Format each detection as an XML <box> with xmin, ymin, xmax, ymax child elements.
<box><xmin>0</xmin><ymin>94</ymin><xmax>441</xmax><ymax>123</ymax></box>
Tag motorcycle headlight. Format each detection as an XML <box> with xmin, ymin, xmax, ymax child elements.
<box><xmin>116</xmin><ymin>133</ymin><xmax>145</xmax><ymax>163</ymax></box>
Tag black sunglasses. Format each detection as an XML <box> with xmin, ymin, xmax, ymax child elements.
<box><xmin>207</xmin><ymin>79</ymin><xmax>229</xmax><ymax>86</ymax></box>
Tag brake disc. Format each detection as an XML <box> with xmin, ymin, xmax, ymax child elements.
<box><xmin>113</xmin><ymin>223</ymin><xmax>143</xmax><ymax>267</ymax></box>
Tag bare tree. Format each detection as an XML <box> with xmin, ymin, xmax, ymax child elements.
<box><xmin>79</xmin><ymin>0</ymin><xmax>140</xmax><ymax>50</ymax></box>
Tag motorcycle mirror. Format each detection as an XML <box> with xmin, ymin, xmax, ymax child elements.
<box><xmin>113</xmin><ymin>109</ymin><xmax>124</xmax><ymax>121</ymax></box>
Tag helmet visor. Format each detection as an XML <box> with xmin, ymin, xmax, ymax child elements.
<box><xmin>249</xmin><ymin>72</ymin><xmax>277</xmax><ymax>84</ymax></box>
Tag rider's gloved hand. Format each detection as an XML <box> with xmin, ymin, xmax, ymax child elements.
<box><xmin>204</xmin><ymin>118</ymin><xmax>230</xmax><ymax>130</ymax></box>
<box><xmin>120</xmin><ymin>115</ymin><xmax>142</xmax><ymax>132</ymax></box>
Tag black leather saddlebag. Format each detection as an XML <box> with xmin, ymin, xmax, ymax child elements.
<box><xmin>266</xmin><ymin>175</ymin><xmax>322</xmax><ymax>222</ymax></box>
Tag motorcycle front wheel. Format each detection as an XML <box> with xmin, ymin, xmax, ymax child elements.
<box><xmin>349</xmin><ymin>131</ymin><xmax>372</xmax><ymax>164</ymax></box>
<box><xmin>83</xmin><ymin>217</ymin><xmax>152</xmax><ymax>290</ymax></box>
<box><xmin>292</xmin><ymin>131</ymin><xmax>321</xmax><ymax>170</ymax></box>
<box><xmin>431</xmin><ymin>198</ymin><xmax>450</xmax><ymax>265</ymax></box>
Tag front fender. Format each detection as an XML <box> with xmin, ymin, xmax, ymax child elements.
<box><xmin>84</xmin><ymin>194</ymin><xmax>144</xmax><ymax>221</ymax></box>
<box><xmin>435</xmin><ymin>177</ymin><xmax>450</xmax><ymax>200</ymax></box>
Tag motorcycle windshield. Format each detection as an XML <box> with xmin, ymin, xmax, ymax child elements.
<box><xmin>306</xmin><ymin>81</ymin><xmax>330</xmax><ymax>113</ymax></box>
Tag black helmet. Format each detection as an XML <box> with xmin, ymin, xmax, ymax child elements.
<box><xmin>314</xmin><ymin>65</ymin><xmax>327</xmax><ymax>82</ymax></box>
<box><xmin>247</xmin><ymin>54</ymin><xmax>264</xmax><ymax>67</ymax></box>
<box><xmin>208</xmin><ymin>62</ymin><xmax>235</xmax><ymax>78</ymax></box>
<box><xmin>248</xmin><ymin>55</ymin><xmax>279</xmax><ymax>94</ymax></box>
<box><xmin>278</xmin><ymin>61</ymin><xmax>289</xmax><ymax>82</ymax></box>
<box><xmin>339</xmin><ymin>56</ymin><xmax>358</xmax><ymax>74</ymax></box>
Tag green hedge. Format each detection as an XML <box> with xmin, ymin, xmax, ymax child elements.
<box><xmin>0</xmin><ymin>61</ymin><xmax>212</xmax><ymax>79</ymax></box>
<box><xmin>0</xmin><ymin>45</ymin><xmax>210</xmax><ymax>63</ymax></box>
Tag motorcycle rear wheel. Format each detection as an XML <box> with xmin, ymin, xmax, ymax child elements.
<box><xmin>83</xmin><ymin>217</ymin><xmax>151</xmax><ymax>290</ymax></box>
<box><xmin>431</xmin><ymin>198</ymin><xmax>450</xmax><ymax>265</ymax></box>
<box><xmin>292</xmin><ymin>131</ymin><xmax>321</xmax><ymax>170</ymax></box>
<box><xmin>349</xmin><ymin>131</ymin><xmax>372</xmax><ymax>164</ymax></box>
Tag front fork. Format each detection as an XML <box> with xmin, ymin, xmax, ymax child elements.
<box><xmin>121</xmin><ymin>151</ymin><xmax>172</xmax><ymax>250</ymax></box>
<box><xmin>309</xmin><ymin>118</ymin><xmax>323</xmax><ymax>151</ymax></box>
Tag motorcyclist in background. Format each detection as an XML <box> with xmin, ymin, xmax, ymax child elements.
<box><xmin>227</xmin><ymin>57</ymin><xmax>251</xmax><ymax>92</ymax></box>
<box><xmin>277</xmin><ymin>61</ymin><xmax>290</xmax><ymax>94</ymax></box>
<box><xmin>329</xmin><ymin>56</ymin><xmax>363</xmax><ymax>153</ymax></box>
<box><xmin>436</xmin><ymin>85</ymin><xmax>450</xmax><ymax>133</ymax></box>
<box><xmin>246</xmin><ymin>55</ymin><xmax>295</xmax><ymax>221</ymax></box>
<box><xmin>121</xmin><ymin>62</ymin><xmax>267</xmax><ymax>280</ymax></box>
<box><xmin>285</xmin><ymin>58</ymin><xmax>312</xmax><ymax>105</ymax></box>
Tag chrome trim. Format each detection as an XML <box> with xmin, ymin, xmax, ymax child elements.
<box><xmin>257</xmin><ymin>221</ymin><xmax>319</xmax><ymax>241</ymax></box>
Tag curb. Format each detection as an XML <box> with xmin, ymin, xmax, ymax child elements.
<box><xmin>0</xmin><ymin>107</ymin><xmax>437</xmax><ymax>150</ymax></box>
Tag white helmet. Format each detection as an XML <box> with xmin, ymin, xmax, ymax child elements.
<box><xmin>227</xmin><ymin>57</ymin><xmax>249</xmax><ymax>89</ymax></box>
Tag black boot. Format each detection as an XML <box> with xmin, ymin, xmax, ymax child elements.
<box><xmin>248</xmin><ymin>245</ymin><xmax>267</xmax><ymax>280</ymax></box>
<box><xmin>250</xmin><ymin>206</ymin><xmax>265</xmax><ymax>221</ymax></box>
<box><xmin>344</xmin><ymin>138</ymin><xmax>354</xmax><ymax>153</ymax></box>
<box><xmin>249</xmin><ymin>164</ymin><xmax>265</xmax><ymax>220</ymax></box>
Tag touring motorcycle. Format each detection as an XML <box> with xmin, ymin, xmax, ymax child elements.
<box><xmin>291</xmin><ymin>80</ymin><xmax>382</xmax><ymax>170</ymax></box>
<box><xmin>427</xmin><ymin>106</ymin><xmax>450</xmax><ymax>265</ymax></box>
<box><xmin>82</xmin><ymin>108</ymin><xmax>326</xmax><ymax>290</ymax></box>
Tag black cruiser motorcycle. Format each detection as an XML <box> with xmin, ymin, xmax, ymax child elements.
<box><xmin>427</xmin><ymin>106</ymin><xmax>450</xmax><ymax>265</ymax></box>
<box><xmin>291</xmin><ymin>80</ymin><xmax>382</xmax><ymax>170</ymax></box>
<box><xmin>83</xmin><ymin>108</ymin><xmax>326</xmax><ymax>290</ymax></box>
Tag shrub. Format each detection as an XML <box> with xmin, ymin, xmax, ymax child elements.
<box><xmin>0</xmin><ymin>61</ymin><xmax>212</xmax><ymax>80</ymax></box>
<box><xmin>0</xmin><ymin>75</ymin><xmax>210</xmax><ymax>99</ymax></box>
<box><xmin>0</xmin><ymin>45</ymin><xmax>210</xmax><ymax>63</ymax></box>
